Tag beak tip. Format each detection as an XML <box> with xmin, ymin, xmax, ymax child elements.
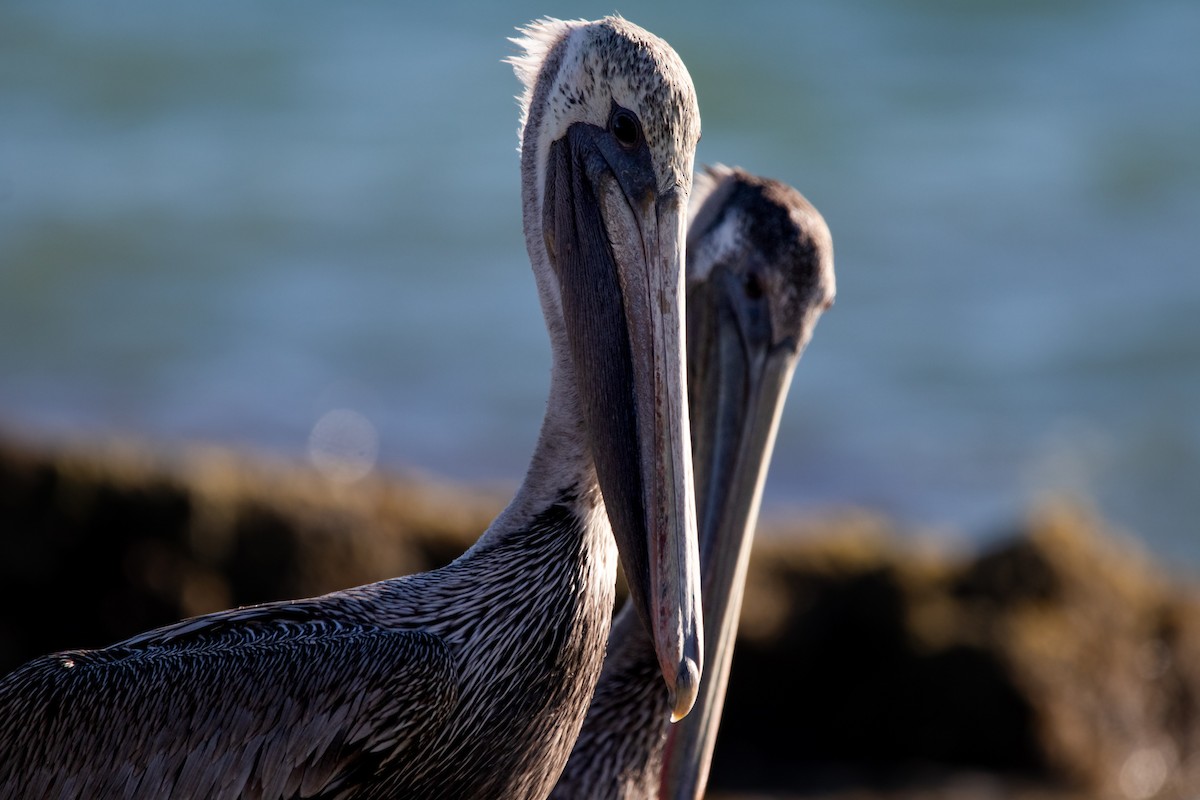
<box><xmin>669</xmin><ymin>654</ymin><xmax>702</xmax><ymax>722</ymax></box>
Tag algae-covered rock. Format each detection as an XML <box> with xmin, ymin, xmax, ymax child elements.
<box><xmin>713</xmin><ymin>502</ymin><xmax>1200</xmax><ymax>797</ymax></box>
<box><xmin>1</xmin><ymin>431</ymin><xmax>1197</xmax><ymax>798</ymax></box>
<box><xmin>955</xmin><ymin>502</ymin><xmax>1200</xmax><ymax>796</ymax></box>
<box><xmin>0</xmin><ymin>431</ymin><xmax>502</xmax><ymax>671</ymax></box>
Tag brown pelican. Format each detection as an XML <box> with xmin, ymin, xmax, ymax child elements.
<box><xmin>550</xmin><ymin>165</ymin><xmax>836</xmax><ymax>799</ymax></box>
<box><xmin>0</xmin><ymin>17</ymin><xmax>703</xmax><ymax>799</ymax></box>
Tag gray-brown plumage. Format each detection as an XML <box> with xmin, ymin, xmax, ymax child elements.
<box><xmin>0</xmin><ymin>17</ymin><xmax>705</xmax><ymax>799</ymax></box>
<box><xmin>551</xmin><ymin>165</ymin><xmax>836</xmax><ymax>800</ymax></box>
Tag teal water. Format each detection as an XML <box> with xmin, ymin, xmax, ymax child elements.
<box><xmin>2</xmin><ymin>1</ymin><xmax>1198</xmax><ymax>566</ymax></box>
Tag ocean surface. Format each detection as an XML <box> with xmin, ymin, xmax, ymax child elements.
<box><xmin>2</xmin><ymin>1</ymin><xmax>1197</xmax><ymax>568</ymax></box>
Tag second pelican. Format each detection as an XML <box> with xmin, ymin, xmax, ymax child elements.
<box><xmin>552</xmin><ymin>165</ymin><xmax>836</xmax><ymax>799</ymax></box>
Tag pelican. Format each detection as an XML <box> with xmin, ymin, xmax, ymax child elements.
<box><xmin>551</xmin><ymin>165</ymin><xmax>836</xmax><ymax>799</ymax></box>
<box><xmin>0</xmin><ymin>17</ymin><xmax>703</xmax><ymax>799</ymax></box>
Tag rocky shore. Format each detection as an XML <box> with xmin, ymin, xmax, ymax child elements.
<box><xmin>1</xmin><ymin>431</ymin><xmax>1196</xmax><ymax>798</ymax></box>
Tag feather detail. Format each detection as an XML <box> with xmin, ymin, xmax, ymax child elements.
<box><xmin>506</xmin><ymin>17</ymin><xmax>586</xmax><ymax>150</ymax></box>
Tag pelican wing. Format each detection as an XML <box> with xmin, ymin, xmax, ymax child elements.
<box><xmin>0</xmin><ymin>607</ymin><xmax>458</xmax><ymax>799</ymax></box>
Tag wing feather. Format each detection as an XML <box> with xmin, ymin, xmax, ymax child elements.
<box><xmin>0</xmin><ymin>613</ymin><xmax>457</xmax><ymax>800</ymax></box>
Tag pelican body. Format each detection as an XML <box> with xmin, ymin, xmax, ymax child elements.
<box><xmin>551</xmin><ymin>166</ymin><xmax>836</xmax><ymax>800</ymax></box>
<box><xmin>0</xmin><ymin>17</ymin><xmax>703</xmax><ymax>799</ymax></box>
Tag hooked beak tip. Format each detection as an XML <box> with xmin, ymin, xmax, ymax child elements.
<box><xmin>670</xmin><ymin>654</ymin><xmax>702</xmax><ymax>722</ymax></box>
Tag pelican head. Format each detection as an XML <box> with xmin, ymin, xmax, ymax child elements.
<box><xmin>663</xmin><ymin>165</ymin><xmax>835</xmax><ymax>798</ymax></box>
<box><xmin>510</xmin><ymin>16</ymin><xmax>703</xmax><ymax>721</ymax></box>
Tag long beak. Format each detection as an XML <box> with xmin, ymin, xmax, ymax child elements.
<box><xmin>544</xmin><ymin>124</ymin><xmax>703</xmax><ymax>721</ymax></box>
<box><xmin>659</xmin><ymin>264</ymin><xmax>802</xmax><ymax>799</ymax></box>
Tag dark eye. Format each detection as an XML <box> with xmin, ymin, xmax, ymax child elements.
<box><xmin>609</xmin><ymin>108</ymin><xmax>641</xmax><ymax>149</ymax></box>
<box><xmin>744</xmin><ymin>273</ymin><xmax>764</xmax><ymax>300</ymax></box>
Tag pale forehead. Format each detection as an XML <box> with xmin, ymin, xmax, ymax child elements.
<box><xmin>686</xmin><ymin>210</ymin><xmax>743</xmax><ymax>285</ymax></box>
<box><xmin>534</xmin><ymin>17</ymin><xmax>701</xmax><ymax>189</ymax></box>
<box><xmin>579</xmin><ymin>20</ymin><xmax>698</xmax><ymax>184</ymax></box>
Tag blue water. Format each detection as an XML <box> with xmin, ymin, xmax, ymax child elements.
<box><xmin>2</xmin><ymin>1</ymin><xmax>1198</xmax><ymax>567</ymax></box>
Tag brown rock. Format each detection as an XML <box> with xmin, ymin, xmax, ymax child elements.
<box><xmin>0</xmin><ymin>431</ymin><xmax>500</xmax><ymax>671</ymax></box>
<box><xmin>2</xmin><ymin>432</ymin><xmax>1197</xmax><ymax>797</ymax></box>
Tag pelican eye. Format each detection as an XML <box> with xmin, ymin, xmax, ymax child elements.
<box><xmin>744</xmin><ymin>273</ymin><xmax>764</xmax><ymax>300</ymax></box>
<box><xmin>609</xmin><ymin>108</ymin><xmax>642</xmax><ymax>149</ymax></box>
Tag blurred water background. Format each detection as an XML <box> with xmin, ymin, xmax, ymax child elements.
<box><xmin>1</xmin><ymin>1</ymin><xmax>1197</xmax><ymax>567</ymax></box>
